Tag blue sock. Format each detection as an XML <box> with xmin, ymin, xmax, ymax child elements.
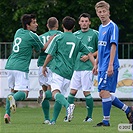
<box><xmin>111</xmin><ymin>95</ymin><xmax>130</xmax><ymax>114</ymax></box>
<box><xmin>102</xmin><ymin>97</ymin><xmax>112</xmax><ymax>125</ymax></box>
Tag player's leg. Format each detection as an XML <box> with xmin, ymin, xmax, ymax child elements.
<box><xmin>11</xmin><ymin>71</ymin><xmax>29</xmax><ymax>111</ymax></box>
<box><xmin>82</xmin><ymin>71</ymin><xmax>94</xmax><ymax>122</ymax></box>
<box><xmin>109</xmin><ymin>70</ymin><xmax>133</xmax><ymax>124</ymax></box>
<box><xmin>4</xmin><ymin>70</ymin><xmax>15</xmax><ymax>123</ymax></box>
<box><xmin>4</xmin><ymin>93</ymin><xmax>15</xmax><ymax>124</ymax></box>
<box><xmin>49</xmin><ymin>101</ymin><xmax>62</xmax><ymax>125</ymax></box>
<box><xmin>38</xmin><ymin>67</ymin><xmax>52</xmax><ymax>123</ymax></box>
<box><xmin>37</xmin><ymin>66</ymin><xmax>48</xmax><ymax>104</ymax></box>
<box><xmin>50</xmin><ymin>73</ymin><xmax>75</xmax><ymax>124</ymax></box>
<box><xmin>111</xmin><ymin>94</ymin><xmax>133</xmax><ymax>123</ymax></box>
<box><xmin>95</xmin><ymin>71</ymin><xmax>112</xmax><ymax>126</ymax></box>
<box><xmin>43</xmin><ymin>67</ymin><xmax>52</xmax><ymax>100</ymax></box>
<box><xmin>41</xmin><ymin>85</ymin><xmax>51</xmax><ymax>124</ymax></box>
<box><xmin>67</xmin><ymin>91</ymin><xmax>76</xmax><ymax>104</ymax></box>
<box><xmin>67</xmin><ymin>71</ymin><xmax>80</xmax><ymax>104</ymax></box>
<box><xmin>41</xmin><ymin>99</ymin><xmax>50</xmax><ymax>124</ymax></box>
<box><xmin>83</xmin><ymin>93</ymin><xmax>93</xmax><ymax>122</ymax></box>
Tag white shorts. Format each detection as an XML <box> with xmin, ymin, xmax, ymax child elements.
<box><xmin>7</xmin><ymin>70</ymin><xmax>30</xmax><ymax>91</ymax></box>
<box><xmin>38</xmin><ymin>66</ymin><xmax>52</xmax><ymax>86</ymax></box>
<box><xmin>51</xmin><ymin>73</ymin><xmax>70</xmax><ymax>95</ymax></box>
<box><xmin>70</xmin><ymin>70</ymin><xmax>94</xmax><ymax>92</ymax></box>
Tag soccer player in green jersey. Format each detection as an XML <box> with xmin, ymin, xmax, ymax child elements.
<box><xmin>37</xmin><ymin>17</ymin><xmax>62</xmax><ymax>124</ymax></box>
<box><xmin>42</xmin><ymin>16</ymin><xmax>95</xmax><ymax>125</ymax></box>
<box><xmin>4</xmin><ymin>14</ymin><xmax>45</xmax><ymax>124</ymax></box>
<box><xmin>65</xmin><ymin>13</ymin><xmax>98</xmax><ymax>122</ymax></box>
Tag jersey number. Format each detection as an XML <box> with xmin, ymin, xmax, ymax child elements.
<box><xmin>13</xmin><ymin>37</ymin><xmax>22</xmax><ymax>52</ymax></box>
<box><xmin>42</xmin><ymin>36</ymin><xmax>50</xmax><ymax>45</ymax></box>
<box><xmin>66</xmin><ymin>42</ymin><xmax>75</xmax><ymax>58</ymax></box>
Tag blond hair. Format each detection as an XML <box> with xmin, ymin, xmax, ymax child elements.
<box><xmin>95</xmin><ymin>1</ymin><xmax>110</xmax><ymax>11</ymax></box>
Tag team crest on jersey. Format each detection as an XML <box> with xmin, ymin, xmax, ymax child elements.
<box><xmin>88</xmin><ymin>36</ymin><xmax>92</xmax><ymax>42</ymax></box>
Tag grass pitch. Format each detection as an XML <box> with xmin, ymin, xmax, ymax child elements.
<box><xmin>0</xmin><ymin>102</ymin><xmax>130</xmax><ymax>133</ymax></box>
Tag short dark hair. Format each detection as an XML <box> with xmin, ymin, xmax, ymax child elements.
<box><xmin>47</xmin><ymin>17</ymin><xmax>58</xmax><ymax>29</ymax></box>
<box><xmin>62</xmin><ymin>16</ymin><xmax>75</xmax><ymax>30</ymax></box>
<box><xmin>78</xmin><ymin>13</ymin><xmax>91</xmax><ymax>20</ymax></box>
<box><xmin>21</xmin><ymin>14</ymin><xmax>36</xmax><ymax>29</ymax></box>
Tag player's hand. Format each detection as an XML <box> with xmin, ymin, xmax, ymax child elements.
<box><xmin>92</xmin><ymin>65</ymin><xmax>98</xmax><ymax>75</ymax></box>
<box><xmin>49</xmin><ymin>34</ymin><xmax>56</xmax><ymax>40</ymax></box>
<box><xmin>107</xmin><ymin>65</ymin><xmax>114</xmax><ymax>76</ymax></box>
<box><xmin>80</xmin><ymin>55</ymin><xmax>89</xmax><ymax>62</ymax></box>
<box><xmin>42</xmin><ymin>66</ymin><xmax>48</xmax><ymax>77</ymax></box>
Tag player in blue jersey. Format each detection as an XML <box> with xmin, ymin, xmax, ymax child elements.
<box><xmin>42</xmin><ymin>16</ymin><xmax>95</xmax><ymax>125</ymax></box>
<box><xmin>37</xmin><ymin>17</ymin><xmax>62</xmax><ymax>124</ymax></box>
<box><xmin>93</xmin><ymin>1</ymin><xmax>133</xmax><ymax>126</ymax></box>
<box><xmin>4</xmin><ymin>14</ymin><xmax>46</xmax><ymax>124</ymax></box>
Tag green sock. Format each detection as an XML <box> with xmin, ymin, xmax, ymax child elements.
<box><xmin>14</xmin><ymin>91</ymin><xmax>26</xmax><ymax>101</ymax></box>
<box><xmin>42</xmin><ymin>99</ymin><xmax>50</xmax><ymax>120</ymax></box>
<box><xmin>85</xmin><ymin>94</ymin><xmax>93</xmax><ymax>118</ymax></box>
<box><xmin>5</xmin><ymin>93</ymin><xmax>15</xmax><ymax>116</ymax></box>
<box><xmin>55</xmin><ymin>93</ymin><xmax>69</xmax><ymax>108</ymax></box>
<box><xmin>67</xmin><ymin>93</ymin><xmax>75</xmax><ymax>104</ymax></box>
<box><xmin>45</xmin><ymin>90</ymin><xmax>52</xmax><ymax>100</ymax></box>
<box><xmin>51</xmin><ymin>101</ymin><xmax>62</xmax><ymax>122</ymax></box>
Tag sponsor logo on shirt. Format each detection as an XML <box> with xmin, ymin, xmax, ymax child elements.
<box><xmin>98</xmin><ymin>41</ymin><xmax>107</xmax><ymax>46</ymax></box>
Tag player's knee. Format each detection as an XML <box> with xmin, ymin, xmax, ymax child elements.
<box><xmin>70</xmin><ymin>89</ymin><xmax>77</xmax><ymax>95</ymax></box>
<box><xmin>99</xmin><ymin>90</ymin><xmax>110</xmax><ymax>98</ymax></box>
<box><xmin>83</xmin><ymin>91</ymin><xmax>90</xmax><ymax>96</ymax></box>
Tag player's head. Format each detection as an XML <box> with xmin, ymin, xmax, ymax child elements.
<box><xmin>78</xmin><ymin>13</ymin><xmax>91</xmax><ymax>31</ymax></box>
<box><xmin>79</xmin><ymin>13</ymin><xmax>91</xmax><ymax>21</ymax></box>
<box><xmin>47</xmin><ymin>17</ymin><xmax>58</xmax><ymax>30</ymax></box>
<box><xmin>95</xmin><ymin>1</ymin><xmax>110</xmax><ymax>11</ymax></box>
<box><xmin>62</xmin><ymin>16</ymin><xmax>75</xmax><ymax>31</ymax></box>
<box><xmin>95</xmin><ymin>1</ymin><xmax>110</xmax><ymax>24</ymax></box>
<box><xmin>21</xmin><ymin>14</ymin><xmax>38</xmax><ymax>32</ymax></box>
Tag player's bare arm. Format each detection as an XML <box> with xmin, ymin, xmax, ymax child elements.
<box><xmin>42</xmin><ymin>54</ymin><xmax>53</xmax><ymax>76</ymax></box>
<box><xmin>80</xmin><ymin>50</ymin><xmax>98</xmax><ymax>62</ymax></box>
<box><xmin>107</xmin><ymin>43</ymin><xmax>116</xmax><ymax>76</ymax></box>
<box><xmin>92</xmin><ymin>53</ymin><xmax>98</xmax><ymax>75</ymax></box>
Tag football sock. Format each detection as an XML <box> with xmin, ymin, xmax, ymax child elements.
<box><xmin>5</xmin><ymin>93</ymin><xmax>15</xmax><ymax>116</ymax></box>
<box><xmin>51</xmin><ymin>101</ymin><xmax>62</xmax><ymax>122</ymax></box>
<box><xmin>85</xmin><ymin>94</ymin><xmax>93</xmax><ymax>118</ymax></box>
<box><xmin>111</xmin><ymin>95</ymin><xmax>130</xmax><ymax>114</ymax></box>
<box><xmin>102</xmin><ymin>97</ymin><xmax>112</xmax><ymax>125</ymax></box>
<box><xmin>55</xmin><ymin>93</ymin><xmax>69</xmax><ymax>108</ymax></box>
<box><xmin>5</xmin><ymin>91</ymin><xmax>26</xmax><ymax>116</ymax></box>
<box><xmin>14</xmin><ymin>91</ymin><xmax>26</xmax><ymax>101</ymax></box>
<box><xmin>45</xmin><ymin>90</ymin><xmax>52</xmax><ymax>100</ymax></box>
<box><xmin>42</xmin><ymin>99</ymin><xmax>50</xmax><ymax>121</ymax></box>
<box><xmin>67</xmin><ymin>93</ymin><xmax>75</xmax><ymax>104</ymax></box>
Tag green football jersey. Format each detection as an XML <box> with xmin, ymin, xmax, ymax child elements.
<box><xmin>73</xmin><ymin>28</ymin><xmax>98</xmax><ymax>71</ymax></box>
<box><xmin>45</xmin><ymin>32</ymin><xmax>91</xmax><ymax>80</ymax></box>
<box><xmin>5</xmin><ymin>28</ymin><xmax>44</xmax><ymax>73</ymax></box>
<box><xmin>37</xmin><ymin>30</ymin><xmax>62</xmax><ymax>67</ymax></box>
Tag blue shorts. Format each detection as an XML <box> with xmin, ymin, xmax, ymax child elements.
<box><xmin>98</xmin><ymin>70</ymin><xmax>118</xmax><ymax>93</ymax></box>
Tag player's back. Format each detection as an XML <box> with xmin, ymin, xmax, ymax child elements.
<box><xmin>37</xmin><ymin>30</ymin><xmax>62</xmax><ymax>67</ymax></box>
<box><xmin>5</xmin><ymin>28</ymin><xmax>43</xmax><ymax>73</ymax></box>
<box><xmin>46</xmin><ymin>32</ymin><xmax>89</xmax><ymax>79</ymax></box>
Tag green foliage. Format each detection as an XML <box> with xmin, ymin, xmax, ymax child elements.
<box><xmin>0</xmin><ymin>0</ymin><xmax>133</xmax><ymax>42</ymax></box>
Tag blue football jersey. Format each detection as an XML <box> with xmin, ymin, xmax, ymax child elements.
<box><xmin>98</xmin><ymin>21</ymin><xmax>119</xmax><ymax>71</ymax></box>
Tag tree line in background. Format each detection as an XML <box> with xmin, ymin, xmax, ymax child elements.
<box><xmin>0</xmin><ymin>0</ymin><xmax>133</xmax><ymax>43</ymax></box>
